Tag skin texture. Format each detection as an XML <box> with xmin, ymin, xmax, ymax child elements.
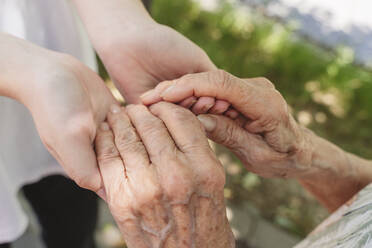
<box><xmin>141</xmin><ymin>70</ymin><xmax>372</xmax><ymax>211</ymax></box>
<box><xmin>0</xmin><ymin>34</ymin><xmax>116</xmax><ymax>193</ymax></box>
<box><xmin>72</xmin><ymin>0</ymin><xmax>228</xmax><ymax>111</ymax></box>
<box><xmin>1</xmin><ymin>0</ymin><xmax>227</xmax><ymax>192</ymax></box>
<box><xmin>95</xmin><ymin>103</ymin><xmax>235</xmax><ymax>248</ymax></box>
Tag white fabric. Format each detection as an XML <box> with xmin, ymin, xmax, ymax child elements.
<box><xmin>0</xmin><ymin>0</ymin><xmax>97</xmax><ymax>243</ymax></box>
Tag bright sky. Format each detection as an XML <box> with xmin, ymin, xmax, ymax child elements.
<box><xmin>279</xmin><ymin>0</ymin><xmax>372</xmax><ymax>31</ymax></box>
<box><xmin>199</xmin><ymin>0</ymin><xmax>372</xmax><ymax>66</ymax></box>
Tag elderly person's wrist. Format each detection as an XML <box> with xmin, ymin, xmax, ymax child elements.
<box><xmin>275</xmin><ymin>115</ymin><xmax>315</xmax><ymax>178</ymax></box>
<box><xmin>296</xmin><ymin>129</ymin><xmax>372</xmax><ymax>210</ymax></box>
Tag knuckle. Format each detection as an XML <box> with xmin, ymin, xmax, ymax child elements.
<box><xmin>165</xmin><ymin>180</ymin><xmax>193</xmax><ymax>202</ymax></box>
<box><xmin>271</xmin><ymin>90</ymin><xmax>289</xmax><ymax>119</ymax></box>
<box><xmin>151</xmin><ymin>144</ymin><xmax>177</xmax><ymax>162</ymax></box>
<box><xmin>200</xmin><ymin>167</ymin><xmax>226</xmax><ymax>191</ymax></box>
<box><xmin>221</xmin><ymin>123</ymin><xmax>240</xmax><ymax>148</ymax></box>
<box><xmin>162</xmin><ymin>164</ymin><xmax>194</xmax><ymax>201</ymax></box>
<box><xmin>171</xmin><ymin>106</ymin><xmax>193</xmax><ymax>122</ymax></box>
<box><xmin>180</xmin><ymin>73</ymin><xmax>195</xmax><ymax>83</ymax></box>
<box><xmin>208</xmin><ymin>69</ymin><xmax>230</xmax><ymax>87</ymax></box>
<box><xmin>182</xmin><ymin>140</ymin><xmax>210</xmax><ymax>153</ymax></box>
<box><xmin>127</xmin><ymin>104</ymin><xmax>145</xmax><ymax>113</ymax></box>
<box><xmin>115</xmin><ymin>128</ymin><xmax>138</xmax><ymax>149</ymax></box>
<box><xmin>155</xmin><ymin>80</ymin><xmax>170</xmax><ymax>90</ymax></box>
<box><xmin>135</xmin><ymin>185</ymin><xmax>163</xmax><ymax>209</ymax></box>
<box><xmin>149</xmin><ymin>101</ymin><xmax>167</xmax><ymax>113</ymax></box>
<box><xmin>258</xmin><ymin>77</ymin><xmax>275</xmax><ymax>89</ymax></box>
<box><xmin>116</xmin><ymin>140</ymin><xmax>144</xmax><ymax>155</ymax></box>
<box><xmin>140</xmin><ymin>118</ymin><xmax>163</xmax><ymax>136</ymax></box>
<box><xmin>97</xmin><ymin>144</ymin><xmax>120</xmax><ymax>163</ymax></box>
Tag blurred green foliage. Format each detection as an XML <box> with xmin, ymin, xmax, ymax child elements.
<box><xmin>149</xmin><ymin>0</ymin><xmax>372</xmax><ymax>238</ymax></box>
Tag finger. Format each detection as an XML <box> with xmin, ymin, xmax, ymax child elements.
<box><xmin>197</xmin><ymin>114</ymin><xmax>285</xmax><ymax>171</ymax></box>
<box><xmin>179</xmin><ymin>96</ymin><xmax>197</xmax><ymax>109</ymax></box>
<box><xmin>209</xmin><ymin>100</ymin><xmax>230</xmax><ymax>114</ymax></box>
<box><xmin>244</xmin><ymin>77</ymin><xmax>275</xmax><ymax>89</ymax></box>
<box><xmin>95</xmin><ymin>122</ymin><xmax>125</xmax><ymax>197</ymax></box>
<box><xmin>149</xmin><ymin>70</ymin><xmax>266</xmax><ymax>121</ymax></box>
<box><xmin>96</xmin><ymin>124</ymin><xmax>153</xmax><ymax>248</ymax></box>
<box><xmin>107</xmin><ymin>105</ymin><xmax>174</xmax><ymax>245</ymax></box>
<box><xmin>127</xmin><ymin>105</ymin><xmax>197</xmax><ymax>246</ymax></box>
<box><xmin>191</xmin><ymin>96</ymin><xmax>215</xmax><ymax>115</ymax></box>
<box><xmin>126</xmin><ymin>105</ymin><xmax>185</xmax><ymax>246</ymax></box>
<box><xmin>235</xmin><ymin>114</ymin><xmax>250</xmax><ymax>127</ymax></box>
<box><xmin>58</xmin><ymin>129</ymin><xmax>102</xmax><ymax>192</ymax></box>
<box><xmin>140</xmin><ymin>80</ymin><xmax>174</xmax><ymax>105</ymax></box>
<box><xmin>149</xmin><ymin>102</ymin><xmax>210</xmax><ymax>154</ymax></box>
<box><xmin>224</xmin><ymin>108</ymin><xmax>239</xmax><ymax>119</ymax></box>
<box><xmin>107</xmin><ymin>104</ymin><xmax>150</xmax><ymax>174</ymax></box>
<box><xmin>126</xmin><ymin>104</ymin><xmax>177</xmax><ymax>163</ymax></box>
<box><xmin>197</xmin><ymin>114</ymin><xmax>252</xmax><ymax>149</ymax></box>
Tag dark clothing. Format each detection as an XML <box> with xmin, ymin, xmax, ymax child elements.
<box><xmin>1</xmin><ymin>176</ymin><xmax>98</xmax><ymax>248</ymax></box>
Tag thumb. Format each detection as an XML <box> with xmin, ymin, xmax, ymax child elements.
<box><xmin>197</xmin><ymin>114</ymin><xmax>246</xmax><ymax>150</ymax></box>
<box><xmin>56</xmin><ymin>132</ymin><xmax>103</xmax><ymax>193</ymax></box>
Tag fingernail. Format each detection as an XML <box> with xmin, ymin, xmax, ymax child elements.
<box><xmin>226</xmin><ymin>110</ymin><xmax>239</xmax><ymax>119</ymax></box>
<box><xmin>197</xmin><ymin>115</ymin><xmax>216</xmax><ymax>132</ymax></box>
<box><xmin>100</xmin><ymin>122</ymin><xmax>110</xmax><ymax>131</ymax></box>
<box><xmin>202</xmin><ymin>103</ymin><xmax>214</xmax><ymax>112</ymax></box>
<box><xmin>110</xmin><ymin>104</ymin><xmax>121</xmax><ymax>114</ymax></box>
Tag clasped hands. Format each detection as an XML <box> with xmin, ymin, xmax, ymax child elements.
<box><xmin>95</xmin><ymin>69</ymin><xmax>316</xmax><ymax>248</ymax></box>
<box><xmin>95</xmin><ymin>102</ymin><xmax>234</xmax><ymax>248</ymax></box>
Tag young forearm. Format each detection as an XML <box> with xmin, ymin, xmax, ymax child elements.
<box><xmin>0</xmin><ymin>33</ymin><xmax>48</xmax><ymax>101</ymax></box>
<box><xmin>298</xmin><ymin>129</ymin><xmax>372</xmax><ymax>212</ymax></box>
<box><xmin>71</xmin><ymin>0</ymin><xmax>155</xmax><ymax>53</ymax></box>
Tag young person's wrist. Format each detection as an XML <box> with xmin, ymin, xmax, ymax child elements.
<box><xmin>72</xmin><ymin>0</ymin><xmax>157</xmax><ymax>56</ymax></box>
<box><xmin>0</xmin><ymin>34</ymin><xmax>56</xmax><ymax>102</ymax></box>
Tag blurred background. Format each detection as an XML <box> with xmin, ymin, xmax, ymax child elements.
<box><xmin>15</xmin><ymin>0</ymin><xmax>372</xmax><ymax>247</ymax></box>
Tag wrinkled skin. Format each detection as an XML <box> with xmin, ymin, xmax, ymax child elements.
<box><xmin>141</xmin><ymin>70</ymin><xmax>314</xmax><ymax>178</ymax></box>
<box><xmin>95</xmin><ymin>103</ymin><xmax>235</xmax><ymax>248</ymax></box>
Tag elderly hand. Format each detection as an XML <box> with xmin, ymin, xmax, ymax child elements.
<box><xmin>141</xmin><ymin>70</ymin><xmax>314</xmax><ymax>178</ymax></box>
<box><xmin>95</xmin><ymin>103</ymin><xmax>234</xmax><ymax>248</ymax></box>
